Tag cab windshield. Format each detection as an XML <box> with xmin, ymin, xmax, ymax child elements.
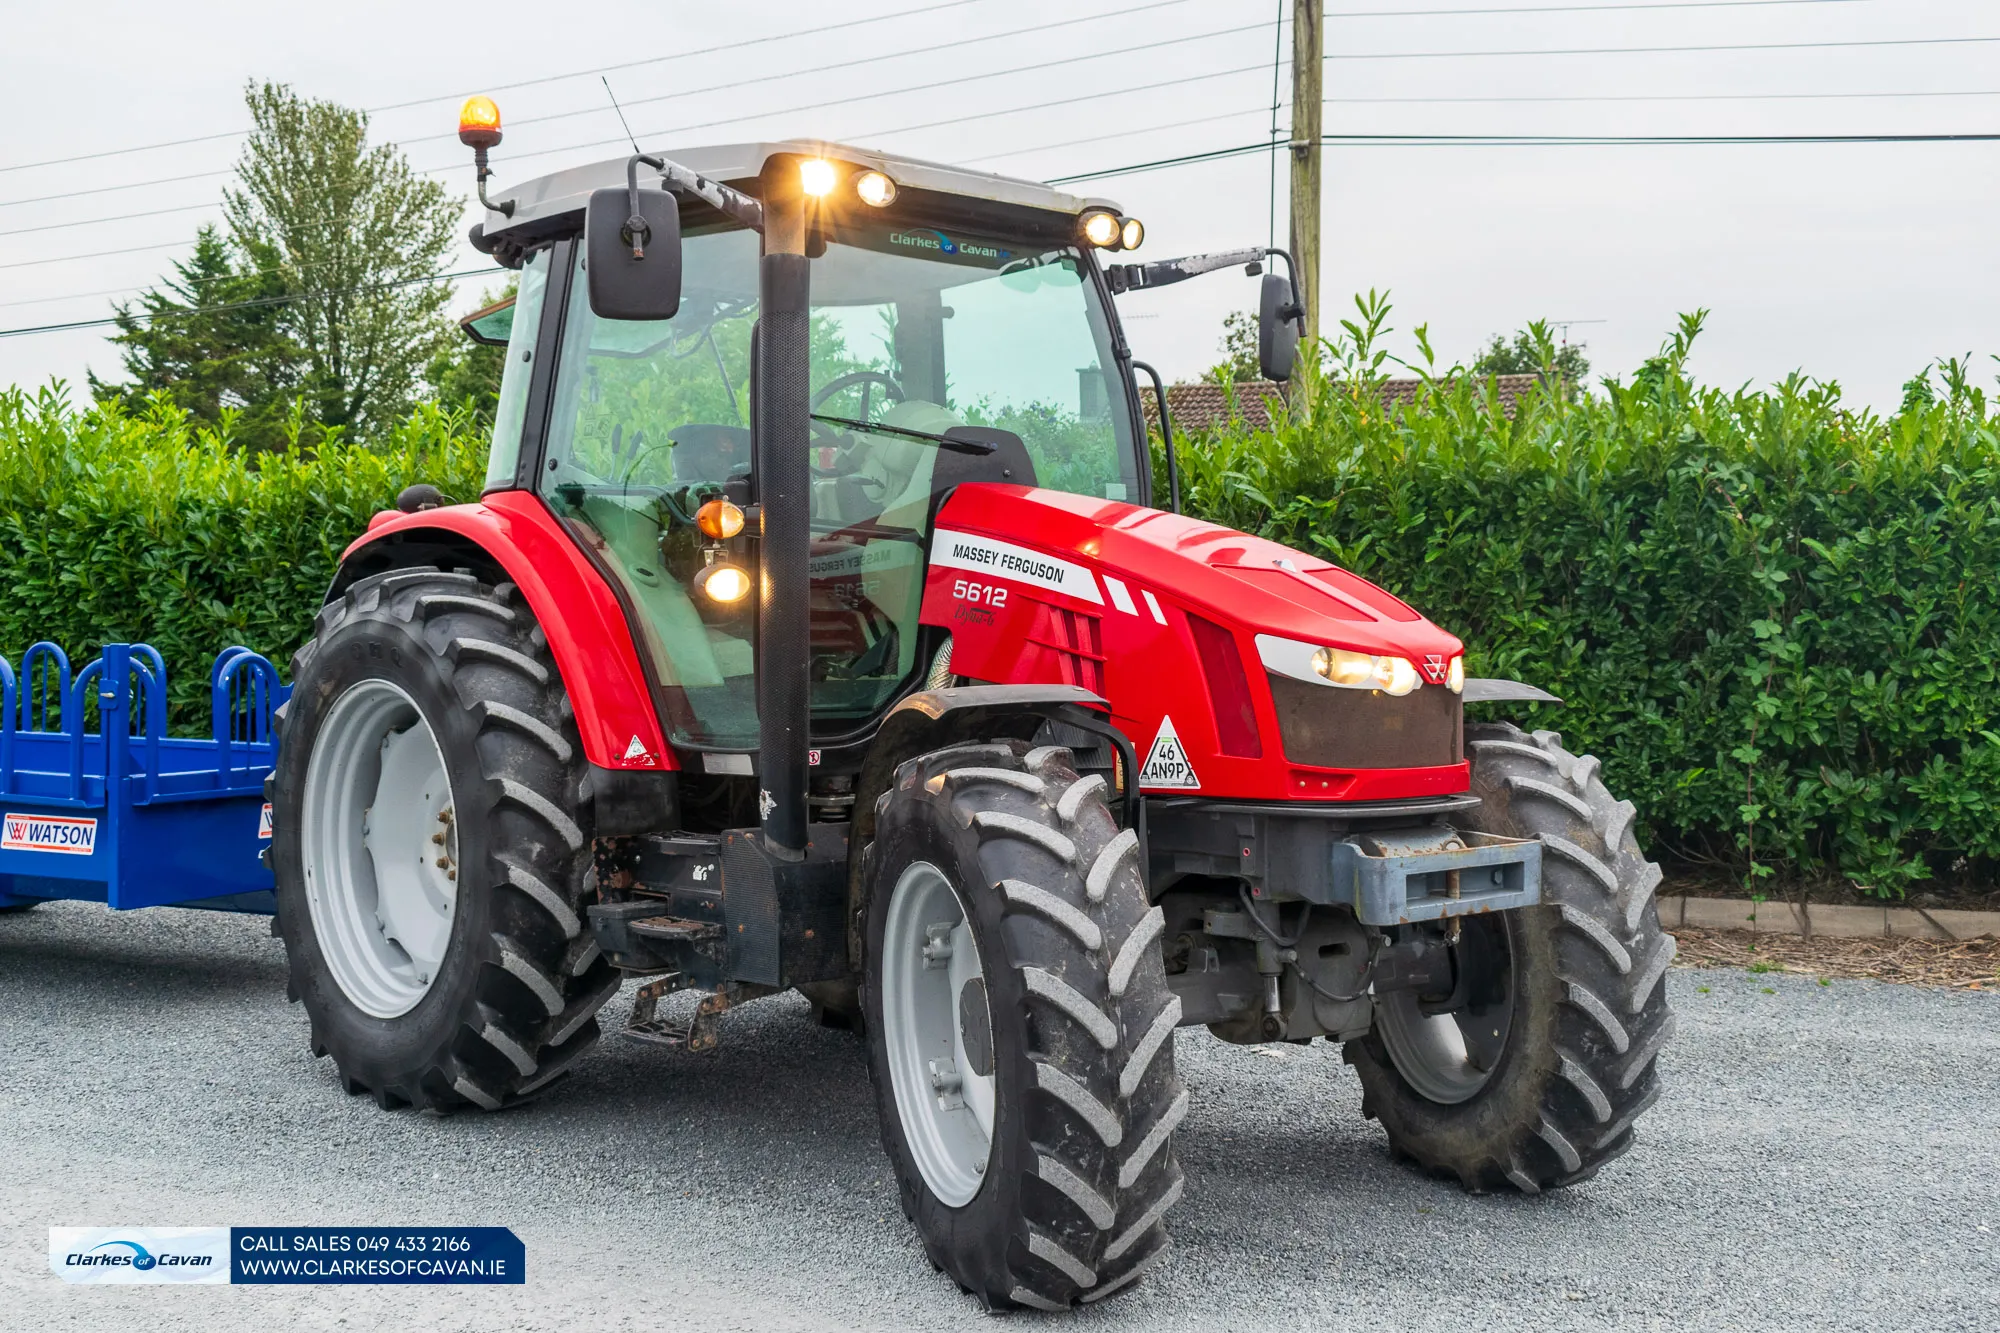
<box><xmin>535</xmin><ymin>219</ymin><xmax>1136</xmax><ymax>750</ymax></box>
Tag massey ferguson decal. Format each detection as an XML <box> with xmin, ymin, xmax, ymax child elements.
<box><xmin>929</xmin><ymin>529</ymin><xmax>1104</xmax><ymax>604</ymax></box>
<box><xmin>1422</xmin><ymin>653</ymin><xmax>1449</xmax><ymax>684</ymax></box>
<box><xmin>3</xmin><ymin>812</ymin><xmax>99</xmax><ymax>855</ymax></box>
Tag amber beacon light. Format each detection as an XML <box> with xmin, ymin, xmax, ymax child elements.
<box><xmin>459</xmin><ymin>96</ymin><xmax>513</xmax><ymax>217</ymax></box>
<box><xmin>458</xmin><ymin>96</ymin><xmax>503</xmax><ymax>150</ymax></box>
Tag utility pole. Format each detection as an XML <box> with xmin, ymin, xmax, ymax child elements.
<box><xmin>1289</xmin><ymin>0</ymin><xmax>1323</xmax><ymax>351</ymax></box>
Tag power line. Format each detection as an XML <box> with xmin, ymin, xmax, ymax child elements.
<box><xmin>0</xmin><ymin>265</ymin><xmax>504</xmax><ymax>340</ymax></box>
<box><xmin>389</xmin><ymin>0</ymin><xmax>1207</xmax><ymax>151</ymax></box>
<box><xmin>0</xmin><ymin>238</ymin><xmax>200</xmax><ymax>274</ymax></box>
<box><xmin>0</xmin><ymin>200</ymin><xmax>215</xmax><ymax>240</ymax></box>
<box><xmin>0</xmin><ymin>59</ymin><xmax>1283</xmax><ymax>288</ymax></box>
<box><xmin>368</xmin><ymin>0</ymin><xmax>995</xmax><ymax>114</ymax></box>
<box><xmin>19</xmin><ymin>75</ymin><xmax>2000</xmax><ymax>218</ymax></box>
<box><xmin>1327</xmin><ymin>0</ymin><xmax>1871</xmax><ymax>16</ymax></box>
<box><xmin>0</xmin><ymin>0</ymin><xmax>1908</xmax><ymax>184</ymax></box>
<box><xmin>971</xmin><ymin>106</ymin><xmax>1277</xmax><ymax>165</ymax></box>
<box><xmin>0</xmin><ymin>244</ymin><xmax>408</xmax><ymax>313</ymax></box>
<box><xmin>1325</xmin><ymin>88</ymin><xmax>2000</xmax><ymax>105</ymax></box>
<box><xmin>0</xmin><ymin>0</ymin><xmax>1205</xmax><ymax>210</ymax></box>
<box><xmin>0</xmin><ymin>167</ymin><xmax>233</xmax><ymax>211</ymax></box>
<box><xmin>1051</xmin><ymin>129</ymin><xmax>2000</xmax><ymax>182</ymax></box>
<box><xmin>1326</xmin><ymin>33</ymin><xmax>2000</xmax><ymax>61</ymax></box>
<box><xmin>0</xmin><ymin>0</ymin><xmax>997</xmax><ymax>176</ymax></box>
<box><xmin>452</xmin><ymin>57</ymin><xmax>1282</xmax><ymax>177</ymax></box>
<box><xmin>8</xmin><ymin>122</ymin><xmax>1996</xmax><ymax>336</ymax></box>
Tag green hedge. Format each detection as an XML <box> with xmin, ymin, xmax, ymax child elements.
<box><xmin>11</xmin><ymin>300</ymin><xmax>2000</xmax><ymax>897</ymax></box>
<box><xmin>0</xmin><ymin>385</ymin><xmax>484</xmax><ymax>731</ymax></box>
<box><xmin>1163</xmin><ymin>307</ymin><xmax>2000</xmax><ymax>898</ymax></box>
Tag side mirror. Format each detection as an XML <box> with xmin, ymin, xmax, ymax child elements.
<box><xmin>585</xmin><ymin>186</ymin><xmax>681</xmax><ymax>321</ymax></box>
<box><xmin>1258</xmin><ymin>271</ymin><xmax>1301</xmax><ymax>383</ymax></box>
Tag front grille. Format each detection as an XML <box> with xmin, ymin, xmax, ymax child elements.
<box><xmin>1267</xmin><ymin>674</ymin><xmax>1463</xmax><ymax>769</ymax></box>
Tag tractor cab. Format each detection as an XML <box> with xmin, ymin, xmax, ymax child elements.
<box><xmin>463</xmin><ymin>155</ymin><xmax>1149</xmax><ymax>753</ymax></box>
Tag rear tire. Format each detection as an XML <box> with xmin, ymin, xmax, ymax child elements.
<box><xmin>863</xmin><ymin>740</ymin><xmax>1185</xmax><ymax>1309</ymax></box>
<box><xmin>1346</xmin><ymin>723</ymin><xmax>1676</xmax><ymax>1192</ymax></box>
<box><xmin>269</xmin><ymin>566</ymin><xmax>622</xmax><ymax>1112</ymax></box>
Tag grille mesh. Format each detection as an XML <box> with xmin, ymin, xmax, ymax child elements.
<box><xmin>1267</xmin><ymin>674</ymin><xmax>1463</xmax><ymax>769</ymax></box>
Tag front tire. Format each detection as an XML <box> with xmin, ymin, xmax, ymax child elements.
<box><xmin>270</xmin><ymin>566</ymin><xmax>622</xmax><ymax>1112</ymax></box>
<box><xmin>1347</xmin><ymin>723</ymin><xmax>1676</xmax><ymax>1192</ymax></box>
<box><xmin>863</xmin><ymin>741</ymin><xmax>1185</xmax><ymax>1309</ymax></box>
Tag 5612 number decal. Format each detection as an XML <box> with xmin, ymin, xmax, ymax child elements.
<box><xmin>951</xmin><ymin>579</ymin><xmax>1008</xmax><ymax>607</ymax></box>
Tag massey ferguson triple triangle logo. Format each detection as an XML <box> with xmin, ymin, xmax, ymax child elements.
<box><xmin>1422</xmin><ymin>654</ymin><xmax>1448</xmax><ymax>684</ymax></box>
<box><xmin>3</xmin><ymin>812</ymin><xmax>98</xmax><ymax>855</ymax></box>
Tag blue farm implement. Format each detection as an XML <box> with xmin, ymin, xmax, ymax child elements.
<box><xmin>0</xmin><ymin>643</ymin><xmax>287</xmax><ymax>913</ymax></box>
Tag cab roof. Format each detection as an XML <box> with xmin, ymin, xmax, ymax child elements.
<box><xmin>481</xmin><ymin>139</ymin><xmax>1122</xmax><ymax>238</ymax></box>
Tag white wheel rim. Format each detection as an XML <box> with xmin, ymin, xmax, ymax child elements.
<box><xmin>301</xmin><ymin>679</ymin><xmax>459</xmax><ymax>1019</ymax></box>
<box><xmin>881</xmin><ymin>860</ymin><xmax>996</xmax><ymax>1207</ymax></box>
<box><xmin>1374</xmin><ymin>929</ymin><xmax>1514</xmax><ymax>1105</ymax></box>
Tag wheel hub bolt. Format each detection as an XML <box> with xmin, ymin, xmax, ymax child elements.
<box><xmin>921</xmin><ymin>922</ymin><xmax>954</xmax><ymax>969</ymax></box>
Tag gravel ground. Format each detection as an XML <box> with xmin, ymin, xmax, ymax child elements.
<box><xmin>2</xmin><ymin>900</ymin><xmax>1996</xmax><ymax>1331</ymax></box>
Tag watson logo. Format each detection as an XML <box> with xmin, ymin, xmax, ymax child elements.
<box><xmin>2</xmin><ymin>812</ymin><xmax>98</xmax><ymax>855</ymax></box>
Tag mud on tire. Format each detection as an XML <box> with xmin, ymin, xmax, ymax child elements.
<box><xmin>268</xmin><ymin>566</ymin><xmax>622</xmax><ymax>1112</ymax></box>
<box><xmin>863</xmin><ymin>740</ymin><xmax>1186</xmax><ymax>1309</ymax></box>
<box><xmin>1347</xmin><ymin>722</ymin><xmax>1677</xmax><ymax>1192</ymax></box>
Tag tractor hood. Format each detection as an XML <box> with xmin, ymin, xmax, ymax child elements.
<box><xmin>921</xmin><ymin>486</ymin><xmax>1470</xmax><ymax>804</ymax></box>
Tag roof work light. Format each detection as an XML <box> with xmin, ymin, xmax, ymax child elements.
<box><xmin>1079</xmin><ymin>209</ymin><xmax>1121</xmax><ymax>248</ymax></box>
<box><xmin>854</xmin><ymin>169</ymin><xmax>897</xmax><ymax>208</ymax></box>
<box><xmin>799</xmin><ymin>158</ymin><xmax>838</xmax><ymax>198</ymax></box>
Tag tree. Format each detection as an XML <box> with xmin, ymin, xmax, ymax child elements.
<box><xmin>1202</xmin><ymin>310</ymin><xmax>1261</xmax><ymax>384</ymax></box>
<box><xmin>88</xmin><ymin>224</ymin><xmax>303</xmax><ymax>450</ymax></box>
<box><xmin>1472</xmin><ymin>320</ymin><xmax>1591</xmax><ymax>388</ymax></box>
<box><xmin>225</xmin><ymin>81</ymin><xmax>463</xmax><ymax>437</ymax></box>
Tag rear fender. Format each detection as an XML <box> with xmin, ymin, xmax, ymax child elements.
<box><xmin>333</xmin><ymin>491</ymin><xmax>674</xmax><ymax>774</ymax></box>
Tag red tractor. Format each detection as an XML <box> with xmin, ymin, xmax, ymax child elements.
<box><xmin>267</xmin><ymin>102</ymin><xmax>1675</xmax><ymax>1310</ymax></box>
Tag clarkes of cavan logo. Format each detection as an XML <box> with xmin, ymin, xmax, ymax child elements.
<box><xmin>1422</xmin><ymin>653</ymin><xmax>1448</xmax><ymax>684</ymax></box>
<box><xmin>65</xmin><ymin>1239</ymin><xmax>213</xmax><ymax>1271</ymax></box>
<box><xmin>50</xmin><ymin>1227</ymin><xmax>230</xmax><ymax>1283</ymax></box>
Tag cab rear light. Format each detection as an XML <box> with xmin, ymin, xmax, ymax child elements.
<box><xmin>1188</xmin><ymin>614</ymin><xmax>1262</xmax><ymax>759</ymax></box>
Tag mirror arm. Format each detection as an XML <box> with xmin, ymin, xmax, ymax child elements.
<box><xmin>621</xmin><ymin>154</ymin><xmax>668</xmax><ymax>257</ymax></box>
<box><xmin>621</xmin><ymin>152</ymin><xmax>766</xmax><ymax>238</ymax></box>
<box><xmin>1108</xmin><ymin>247</ymin><xmax>1270</xmax><ymax>294</ymax></box>
<box><xmin>1130</xmin><ymin>360</ymin><xmax>1180</xmax><ymax>515</ymax></box>
<box><xmin>1260</xmin><ymin>245</ymin><xmax>1309</xmax><ymax>336</ymax></box>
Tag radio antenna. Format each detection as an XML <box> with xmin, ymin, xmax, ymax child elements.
<box><xmin>602</xmin><ymin>76</ymin><xmax>641</xmax><ymax>154</ymax></box>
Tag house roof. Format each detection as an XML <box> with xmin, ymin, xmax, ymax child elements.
<box><xmin>1140</xmin><ymin>375</ymin><xmax>1547</xmax><ymax>435</ymax></box>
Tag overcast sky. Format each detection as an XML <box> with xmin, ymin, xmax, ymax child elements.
<box><xmin>1</xmin><ymin>0</ymin><xmax>1993</xmax><ymax>412</ymax></box>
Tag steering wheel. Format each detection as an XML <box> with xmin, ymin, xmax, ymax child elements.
<box><xmin>810</xmin><ymin>370</ymin><xmax>905</xmax><ymax>415</ymax></box>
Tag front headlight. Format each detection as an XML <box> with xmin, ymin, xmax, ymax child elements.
<box><xmin>1307</xmin><ymin>645</ymin><xmax>1420</xmax><ymax>696</ymax></box>
<box><xmin>1447</xmin><ymin>654</ymin><xmax>1464</xmax><ymax>694</ymax></box>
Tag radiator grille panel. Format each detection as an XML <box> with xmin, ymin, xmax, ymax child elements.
<box><xmin>1268</xmin><ymin>674</ymin><xmax>1463</xmax><ymax>769</ymax></box>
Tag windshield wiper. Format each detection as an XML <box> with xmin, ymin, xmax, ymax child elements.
<box><xmin>810</xmin><ymin>413</ymin><xmax>997</xmax><ymax>456</ymax></box>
